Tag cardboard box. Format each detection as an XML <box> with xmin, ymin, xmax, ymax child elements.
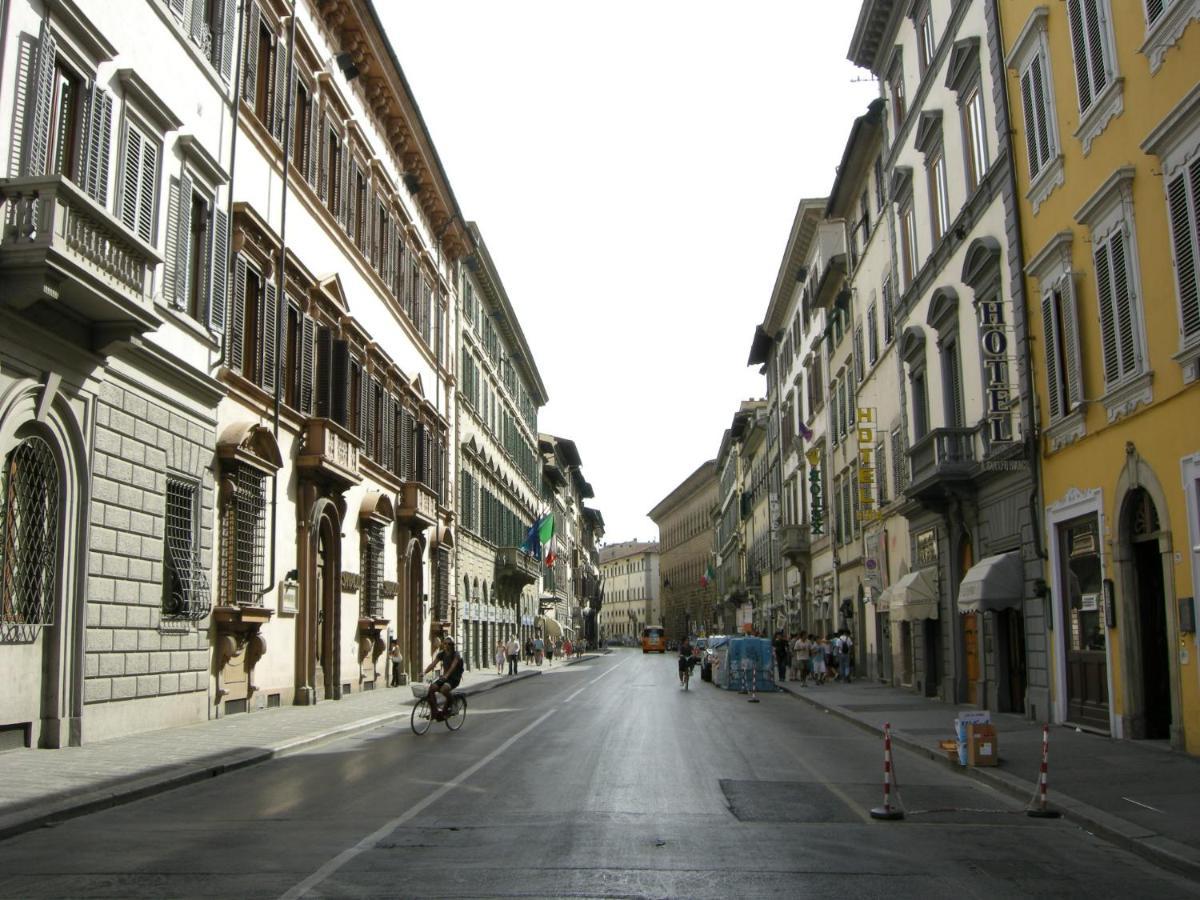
<box><xmin>967</xmin><ymin>724</ymin><xmax>998</xmax><ymax>767</ymax></box>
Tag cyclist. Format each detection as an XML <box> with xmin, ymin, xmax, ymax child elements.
<box><xmin>421</xmin><ymin>637</ymin><xmax>463</xmax><ymax>719</ymax></box>
<box><xmin>678</xmin><ymin>636</ymin><xmax>696</xmax><ymax>688</ymax></box>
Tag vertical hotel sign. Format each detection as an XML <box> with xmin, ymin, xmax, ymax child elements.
<box><xmin>806</xmin><ymin>448</ymin><xmax>824</xmax><ymax>535</ymax></box>
<box><xmin>977</xmin><ymin>297</ymin><xmax>1013</xmax><ymax>443</ymax></box>
<box><xmin>856</xmin><ymin>407</ymin><xmax>877</xmax><ymax>522</ymax></box>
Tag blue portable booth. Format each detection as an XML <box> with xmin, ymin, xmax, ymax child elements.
<box><xmin>709</xmin><ymin>636</ymin><xmax>778</xmax><ymax>691</ymax></box>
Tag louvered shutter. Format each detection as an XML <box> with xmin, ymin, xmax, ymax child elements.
<box><xmin>190</xmin><ymin>0</ymin><xmax>206</xmax><ymax>43</ymax></box>
<box><xmin>382</xmin><ymin>391</ymin><xmax>394</xmax><ymax>471</ymax></box>
<box><xmin>210</xmin><ymin>208</ymin><xmax>229</xmax><ymax>333</ymax></box>
<box><xmin>1109</xmin><ymin>230</ymin><xmax>1138</xmax><ymax>378</ymax></box>
<box><xmin>219</xmin><ymin>0</ymin><xmax>236</xmax><ymax>78</ymax></box>
<box><xmin>358</xmin><ymin>369</ymin><xmax>371</xmax><ymax>450</ymax></box>
<box><xmin>163</xmin><ymin>180</ymin><xmax>180</xmax><ymax>306</ymax></box>
<box><xmin>1042</xmin><ymin>291</ymin><xmax>1064</xmax><ymax>421</ymax></box>
<box><xmin>1147</xmin><ymin>0</ymin><xmax>1165</xmax><ymax>24</ymax></box>
<box><xmin>83</xmin><ymin>85</ymin><xmax>112</xmax><ymax>205</ymax></box>
<box><xmin>169</xmin><ymin>0</ymin><xmax>186</xmax><ymax>16</ymax></box>
<box><xmin>261</xmin><ymin>279</ymin><xmax>278</xmax><ymax>393</ymax></box>
<box><xmin>1168</xmin><ymin>165</ymin><xmax>1200</xmax><ymax>343</ymax></box>
<box><xmin>174</xmin><ymin>171</ymin><xmax>194</xmax><ymax>309</ymax></box>
<box><xmin>330</xmin><ymin>340</ymin><xmax>350</xmax><ymax>426</ymax></box>
<box><xmin>26</xmin><ymin>20</ymin><xmax>57</xmax><ymax>176</ymax></box>
<box><xmin>136</xmin><ymin>135</ymin><xmax>158</xmax><ymax>243</ymax></box>
<box><xmin>1067</xmin><ymin>0</ymin><xmax>1093</xmax><ymax>112</ymax></box>
<box><xmin>362</xmin><ymin>178</ymin><xmax>373</xmax><ymax>256</ymax></box>
<box><xmin>121</xmin><ymin>126</ymin><xmax>144</xmax><ymax>235</ymax></box>
<box><xmin>950</xmin><ymin>348</ymin><xmax>964</xmax><ymax>427</ymax></box>
<box><xmin>1094</xmin><ymin>240</ymin><xmax>1119</xmax><ymax>385</ymax></box>
<box><xmin>1059</xmin><ymin>282</ymin><xmax>1083</xmax><ymax>412</ymax></box>
<box><xmin>242</xmin><ymin>1</ymin><xmax>260</xmax><ymax>103</ymax></box>
<box><xmin>306</xmin><ymin>97</ymin><xmax>320</xmax><ymax>187</ymax></box>
<box><xmin>318</xmin><ymin>123</ymin><xmax>330</xmax><ymax>203</ymax></box>
<box><xmin>1082</xmin><ymin>0</ymin><xmax>1108</xmax><ymax>101</ymax></box>
<box><xmin>401</xmin><ymin>409</ymin><xmax>414</xmax><ymax>479</ymax></box>
<box><xmin>271</xmin><ymin>37</ymin><xmax>287</xmax><ymax>143</ymax></box>
<box><xmin>339</xmin><ymin>146</ymin><xmax>351</xmax><ymax>229</ymax></box>
<box><xmin>300</xmin><ymin>314</ymin><xmax>315</xmax><ymax>414</ymax></box>
<box><xmin>315</xmin><ymin>327</ymin><xmax>332</xmax><ymax>417</ymax></box>
<box><xmin>230</xmin><ymin>256</ymin><xmax>247</xmax><ymax>373</ymax></box>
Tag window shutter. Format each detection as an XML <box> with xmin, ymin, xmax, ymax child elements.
<box><xmin>163</xmin><ymin>180</ymin><xmax>180</xmax><ymax>306</ymax></box>
<box><xmin>26</xmin><ymin>20</ymin><xmax>57</xmax><ymax>176</ymax></box>
<box><xmin>1094</xmin><ymin>240</ymin><xmax>1120</xmax><ymax>385</ymax></box>
<box><xmin>169</xmin><ymin>0</ymin><xmax>186</xmax><ymax>16</ymax></box>
<box><xmin>1147</xmin><ymin>0</ymin><xmax>1165</xmax><ymax>24</ymax></box>
<box><xmin>137</xmin><ymin>136</ymin><xmax>157</xmax><ymax>243</ymax></box>
<box><xmin>358</xmin><ymin>369</ymin><xmax>371</xmax><ymax>449</ymax></box>
<box><xmin>339</xmin><ymin>146</ymin><xmax>351</xmax><ymax>229</ymax></box>
<box><xmin>949</xmin><ymin>347</ymin><xmax>964</xmax><ymax>427</ymax></box>
<box><xmin>1041</xmin><ymin>291</ymin><xmax>1063</xmax><ymax>420</ymax></box>
<box><xmin>315</xmin><ymin>327</ymin><xmax>332</xmax><ymax>418</ymax></box>
<box><xmin>1060</xmin><ymin>282</ymin><xmax>1083</xmax><ymax>412</ymax></box>
<box><xmin>121</xmin><ymin>127</ymin><xmax>142</xmax><ymax>234</ymax></box>
<box><xmin>300</xmin><ymin>314</ymin><xmax>315</xmax><ymax>415</ymax></box>
<box><xmin>1067</xmin><ymin>0</ymin><xmax>1092</xmax><ymax>111</ymax></box>
<box><xmin>230</xmin><ymin>255</ymin><xmax>247</xmax><ymax>373</ymax></box>
<box><xmin>83</xmin><ymin>85</ymin><xmax>112</xmax><ymax>205</ymax></box>
<box><xmin>190</xmin><ymin>0</ymin><xmax>206</xmax><ymax>44</ymax></box>
<box><xmin>1082</xmin><ymin>0</ymin><xmax>1108</xmax><ymax>100</ymax></box>
<box><xmin>401</xmin><ymin>408</ymin><xmax>414</xmax><ymax>479</ymax></box>
<box><xmin>306</xmin><ymin>99</ymin><xmax>320</xmax><ymax>187</ymax></box>
<box><xmin>330</xmin><ymin>340</ymin><xmax>349</xmax><ymax>427</ymax></box>
<box><xmin>1109</xmin><ymin>230</ymin><xmax>1138</xmax><ymax>378</ymax></box>
<box><xmin>242</xmin><ymin>1</ymin><xmax>260</xmax><ymax>103</ymax></box>
<box><xmin>261</xmin><ymin>278</ymin><xmax>278</xmax><ymax>394</ymax></box>
<box><xmin>1168</xmin><ymin>166</ymin><xmax>1200</xmax><ymax>342</ymax></box>
<box><xmin>174</xmin><ymin>171</ymin><xmax>193</xmax><ymax>309</ymax></box>
<box><xmin>271</xmin><ymin>37</ymin><xmax>287</xmax><ymax>143</ymax></box>
<box><xmin>382</xmin><ymin>390</ymin><xmax>394</xmax><ymax>471</ymax></box>
<box><xmin>219</xmin><ymin>0</ymin><xmax>236</xmax><ymax>78</ymax></box>
<box><xmin>210</xmin><ymin>207</ymin><xmax>229</xmax><ymax>333</ymax></box>
<box><xmin>1029</xmin><ymin>55</ymin><xmax>1052</xmax><ymax>172</ymax></box>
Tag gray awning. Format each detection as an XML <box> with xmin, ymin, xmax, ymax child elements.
<box><xmin>957</xmin><ymin>551</ymin><xmax>1024</xmax><ymax>613</ymax></box>
<box><xmin>890</xmin><ymin>569</ymin><xmax>939</xmax><ymax>622</ymax></box>
<box><xmin>876</xmin><ymin>584</ymin><xmax>895</xmax><ymax>614</ymax></box>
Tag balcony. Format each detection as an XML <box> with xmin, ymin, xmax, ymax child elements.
<box><xmin>0</xmin><ymin>175</ymin><xmax>161</xmax><ymax>351</ymax></box>
<box><xmin>905</xmin><ymin>426</ymin><xmax>979</xmax><ymax>505</ymax></box>
<box><xmin>780</xmin><ymin>524</ymin><xmax>811</xmax><ymax>566</ymax></box>
<box><xmin>397</xmin><ymin>480</ymin><xmax>438</xmax><ymax>532</ymax></box>
<box><xmin>296</xmin><ymin>417</ymin><xmax>361</xmax><ymax>488</ymax></box>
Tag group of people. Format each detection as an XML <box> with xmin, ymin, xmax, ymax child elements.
<box><xmin>492</xmin><ymin>635</ymin><xmax>582</xmax><ymax>676</ymax></box>
<box><xmin>771</xmin><ymin>629</ymin><xmax>855</xmax><ymax>686</ymax></box>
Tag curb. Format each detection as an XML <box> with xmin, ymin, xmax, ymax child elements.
<box><xmin>0</xmin><ymin>668</ymin><xmax>542</xmax><ymax>843</ymax></box>
<box><xmin>779</xmin><ymin>684</ymin><xmax>1200</xmax><ymax>882</ymax></box>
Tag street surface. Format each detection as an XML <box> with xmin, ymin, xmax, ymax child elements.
<box><xmin>0</xmin><ymin>650</ymin><xmax>1195</xmax><ymax>898</ymax></box>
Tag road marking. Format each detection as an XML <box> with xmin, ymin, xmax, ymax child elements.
<box><xmin>1122</xmin><ymin>796</ymin><xmax>1163</xmax><ymax>812</ymax></box>
<box><xmin>563</xmin><ymin>687</ymin><xmax>585</xmax><ymax>703</ymax></box>
<box><xmin>562</xmin><ymin>657</ymin><xmax>626</xmax><ymax>705</ymax></box>
<box><xmin>277</xmin><ymin>708</ymin><xmax>556</xmax><ymax>900</ymax></box>
<box><xmin>462</xmin><ymin>708</ymin><xmax>523</xmax><ymax>716</ymax></box>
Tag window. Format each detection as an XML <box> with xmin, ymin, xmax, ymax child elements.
<box><xmin>187</xmin><ymin>191</ymin><xmax>210</xmax><ymax>322</ymax></box>
<box><xmin>927</xmin><ymin>146</ymin><xmax>950</xmax><ymax>242</ymax></box>
<box><xmin>120</xmin><ymin>121</ymin><xmax>159</xmax><ymax>244</ymax></box>
<box><xmin>1041</xmin><ymin>279</ymin><xmax>1084</xmax><ymax>422</ymax></box>
<box><xmin>167</xmin><ymin>173</ymin><xmax>228</xmax><ymax>332</ymax></box>
<box><xmin>284</xmin><ymin>303</ymin><xmax>300</xmax><ymax>410</ymax></box>
<box><xmin>874</xmin><ymin>154</ymin><xmax>886</xmax><ymax>214</ymax></box>
<box><xmin>867</xmin><ymin>302</ymin><xmax>879</xmax><ymax>365</ymax></box>
<box><xmin>854</xmin><ymin>325</ymin><xmax>865</xmax><ymax>382</ymax></box>
<box><xmin>49</xmin><ymin>61</ymin><xmax>84</xmax><ymax>180</ymax></box>
<box><xmin>941</xmin><ymin>339</ymin><xmax>965</xmax><ymax>428</ymax></box>
<box><xmin>1009</xmin><ymin>11</ymin><xmax>1062</xmax><ymax>211</ymax></box>
<box><xmin>0</xmin><ymin>437</ymin><xmax>59</xmax><ymax>640</ymax></box>
<box><xmin>962</xmin><ymin>86</ymin><xmax>989</xmax><ymax>192</ymax></box>
<box><xmin>361</xmin><ymin>521</ymin><xmax>384</xmax><ymax>619</ymax></box>
<box><xmin>1165</xmin><ymin>154</ymin><xmax>1200</xmax><ymax>353</ymax></box>
<box><xmin>170</xmin><ymin>0</ymin><xmax>235</xmax><ymax>78</ymax></box>
<box><xmin>221</xmin><ymin>465</ymin><xmax>266</xmax><ymax>606</ymax></box>
<box><xmin>293</xmin><ymin>79</ymin><xmax>310</xmax><ymax>175</ymax></box>
<box><xmin>888</xmin><ymin>53</ymin><xmax>906</xmax><ymax>129</ymax></box>
<box><xmin>163</xmin><ymin>476</ymin><xmax>210</xmax><ymax>620</ymax></box>
<box><xmin>882</xmin><ymin>278</ymin><xmax>895</xmax><ymax>344</ymax></box>
<box><xmin>911</xmin><ymin>370</ymin><xmax>930</xmax><ymax>440</ymax></box>
<box><xmin>916</xmin><ymin>7</ymin><xmax>936</xmax><ymax>76</ymax></box>
<box><xmin>1066</xmin><ymin>0</ymin><xmax>1113</xmax><ymax>116</ymax></box>
<box><xmin>900</xmin><ymin>202</ymin><xmax>917</xmax><ymax>288</ymax></box>
<box><xmin>1093</xmin><ymin>228</ymin><xmax>1143</xmax><ymax>388</ymax></box>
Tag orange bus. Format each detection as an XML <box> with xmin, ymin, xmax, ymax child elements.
<box><xmin>641</xmin><ymin>625</ymin><xmax>666</xmax><ymax>653</ymax></box>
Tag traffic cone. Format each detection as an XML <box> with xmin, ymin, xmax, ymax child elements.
<box><xmin>1026</xmin><ymin>724</ymin><xmax>1062</xmax><ymax>818</ymax></box>
<box><xmin>870</xmin><ymin>722</ymin><xmax>905</xmax><ymax>821</ymax></box>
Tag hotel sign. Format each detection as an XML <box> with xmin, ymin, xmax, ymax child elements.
<box><xmin>857</xmin><ymin>407</ymin><xmax>878</xmax><ymax>523</ymax></box>
<box><xmin>977</xmin><ymin>298</ymin><xmax>1013</xmax><ymax>443</ymax></box>
<box><xmin>806</xmin><ymin>448</ymin><xmax>824</xmax><ymax>536</ymax></box>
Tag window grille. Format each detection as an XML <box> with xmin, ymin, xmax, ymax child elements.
<box><xmin>361</xmin><ymin>521</ymin><xmax>384</xmax><ymax>619</ymax></box>
<box><xmin>163</xmin><ymin>476</ymin><xmax>211</xmax><ymax>620</ymax></box>
<box><xmin>0</xmin><ymin>437</ymin><xmax>59</xmax><ymax>642</ymax></box>
<box><xmin>222</xmin><ymin>465</ymin><xmax>266</xmax><ymax>606</ymax></box>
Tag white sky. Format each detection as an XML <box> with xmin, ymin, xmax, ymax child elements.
<box><xmin>380</xmin><ymin>2</ymin><xmax>879</xmax><ymax>544</ymax></box>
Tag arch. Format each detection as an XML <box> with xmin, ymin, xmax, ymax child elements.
<box><xmin>961</xmin><ymin>236</ymin><xmax>1002</xmax><ymax>292</ymax></box>
<box><xmin>1113</xmin><ymin>448</ymin><xmax>1180</xmax><ymax>746</ymax></box>
<box><xmin>925</xmin><ymin>287</ymin><xmax>960</xmax><ymax>335</ymax></box>
<box><xmin>899</xmin><ymin>325</ymin><xmax>927</xmax><ymax>366</ymax></box>
<box><xmin>0</xmin><ymin>380</ymin><xmax>90</xmax><ymax>747</ymax></box>
<box><xmin>359</xmin><ymin>489</ymin><xmax>394</xmax><ymax>524</ymax></box>
<box><xmin>217</xmin><ymin>421</ymin><xmax>282</xmax><ymax>472</ymax></box>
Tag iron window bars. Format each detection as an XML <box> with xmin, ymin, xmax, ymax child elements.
<box><xmin>163</xmin><ymin>476</ymin><xmax>211</xmax><ymax>620</ymax></box>
<box><xmin>361</xmin><ymin>520</ymin><xmax>384</xmax><ymax>619</ymax></box>
<box><xmin>1</xmin><ymin>437</ymin><xmax>59</xmax><ymax>643</ymax></box>
<box><xmin>221</xmin><ymin>465</ymin><xmax>266</xmax><ymax>606</ymax></box>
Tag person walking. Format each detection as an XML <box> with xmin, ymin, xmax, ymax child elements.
<box><xmin>524</xmin><ymin>637</ymin><xmax>534</xmax><ymax>665</ymax></box>
<box><xmin>837</xmin><ymin>630</ymin><xmax>854</xmax><ymax>683</ymax></box>
<box><xmin>811</xmin><ymin>635</ymin><xmax>827</xmax><ymax>685</ymax></box>
<box><xmin>793</xmin><ymin>631</ymin><xmax>810</xmax><ymax>686</ymax></box>
<box><xmin>546</xmin><ymin>638</ymin><xmax>555</xmax><ymax>667</ymax></box>
<box><xmin>388</xmin><ymin>640</ymin><xmax>403</xmax><ymax>687</ymax></box>
<box><xmin>534</xmin><ymin>635</ymin><xmax>545</xmax><ymax>666</ymax></box>
<box><xmin>506</xmin><ymin>635</ymin><xmax>520</xmax><ymax>676</ymax></box>
<box><xmin>563</xmin><ymin>638</ymin><xmax>573</xmax><ymax>659</ymax></box>
<box><xmin>494</xmin><ymin>640</ymin><xmax>506</xmax><ymax>676</ymax></box>
<box><xmin>772</xmin><ymin>631</ymin><xmax>789</xmax><ymax>685</ymax></box>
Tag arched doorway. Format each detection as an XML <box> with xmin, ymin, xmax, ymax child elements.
<box><xmin>404</xmin><ymin>541</ymin><xmax>424</xmax><ymax>680</ymax></box>
<box><xmin>315</xmin><ymin>513</ymin><xmax>340</xmax><ymax>700</ymax></box>
<box><xmin>1125</xmin><ymin>488</ymin><xmax>1171</xmax><ymax>740</ymax></box>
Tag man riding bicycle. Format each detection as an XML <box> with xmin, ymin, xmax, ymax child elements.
<box><xmin>421</xmin><ymin>637</ymin><xmax>463</xmax><ymax>718</ymax></box>
<box><xmin>678</xmin><ymin>637</ymin><xmax>697</xmax><ymax>687</ymax></box>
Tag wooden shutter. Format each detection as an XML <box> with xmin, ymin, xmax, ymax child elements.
<box><xmin>1168</xmin><ymin>165</ymin><xmax>1200</xmax><ymax>342</ymax></box>
<box><xmin>1067</xmin><ymin>0</ymin><xmax>1093</xmax><ymax>112</ymax></box>
<box><xmin>1109</xmin><ymin>230</ymin><xmax>1138</xmax><ymax>378</ymax></box>
<box><xmin>306</xmin><ymin>97</ymin><xmax>320</xmax><ymax>187</ymax></box>
<box><xmin>190</xmin><ymin>0</ymin><xmax>207</xmax><ymax>43</ymax></box>
<box><xmin>168</xmin><ymin>0</ymin><xmax>186</xmax><ymax>16</ymax></box>
<box><xmin>242</xmin><ymin>1</ymin><xmax>260</xmax><ymax>103</ymax></box>
<box><xmin>330</xmin><ymin>340</ymin><xmax>350</xmax><ymax>426</ymax></box>
<box><xmin>26</xmin><ymin>20</ymin><xmax>57</xmax><ymax>176</ymax></box>
<box><xmin>174</xmin><ymin>171</ymin><xmax>194</xmax><ymax>309</ymax></box>
<box><xmin>381</xmin><ymin>390</ymin><xmax>394</xmax><ymax>471</ymax></box>
<box><xmin>1082</xmin><ymin>0</ymin><xmax>1108</xmax><ymax>101</ymax></box>
<box><xmin>83</xmin><ymin>85</ymin><xmax>112</xmax><ymax>205</ymax></box>
<box><xmin>229</xmin><ymin>255</ymin><xmax>247</xmax><ymax>373</ymax></box>
<box><xmin>163</xmin><ymin>180</ymin><xmax>180</xmax><ymax>306</ymax></box>
<box><xmin>1147</xmin><ymin>0</ymin><xmax>1165</xmax><ymax>24</ymax></box>
<box><xmin>271</xmin><ymin>37</ymin><xmax>287</xmax><ymax>143</ymax></box>
<box><xmin>300</xmin><ymin>314</ymin><xmax>315</xmax><ymax>415</ymax></box>
<box><xmin>219</xmin><ymin>0</ymin><xmax>236</xmax><ymax>78</ymax></box>
<box><xmin>339</xmin><ymin>147</ymin><xmax>351</xmax><ymax>229</ymax></box>
<box><xmin>400</xmin><ymin>408</ymin><xmax>414</xmax><ymax>479</ymax></box>
<box><xmin>1041</xmin><ymin>290</ymin><xmax>1064</xmax><ymax>421</ymax></box>
<box><xmin>315</xmin><ymin>327</ymin><xmax>332</xmax><ymax>418</ymax></box>
<box><xmin>261</xmin><ymin>279</ymin><xmax>278</xmax><ymax>393</ymax></box>
<box><xmin>120</xmin><ymin>126</ymin><xmax>143</xmax><ymax>234</ymax></box>
<box><xmin>358</xmin><ymin>369</ymin><xmax>371</xmax><ymax>450</ymax></box>
<box><xmin>1059</xmin><ymin>282</ymin><xmax>1083</xmax><ymax>413</ymax></box>
<box><xmin>210</xmin><ymin>207</ymin><xmax>229</xmax><ymax>333</ymax></box>
<box><xmin>1094</xmin><ymin>240</ymin><xmax>1119</xmax><ymax>385</ymax></box>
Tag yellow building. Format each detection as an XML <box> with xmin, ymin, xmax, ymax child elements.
<box><xmin>1000</xmin><ymin>2</ymin><xmax>1200</xmax><ymax>749</ymax></box>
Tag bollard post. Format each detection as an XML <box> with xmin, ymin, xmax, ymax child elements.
<box><xmin>1026</xmin><ymin>724</ymin><xmax>1062</xmax><ymax>818</ymax></box>
<box><xmin>870</xmin><ymin>722</ymin><xmax>905</xmax><ymax>821</ymax></box>
<box><xmin>748</xmin><ymin>664</ymin><xmax>760</xmax><ymax>703</ymax></box>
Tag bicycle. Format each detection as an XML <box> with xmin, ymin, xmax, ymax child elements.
<box><xmin>410</xmin><ymin>682</ymin><xmax>467</xmax><ymax>734</ymax></box>
<box><xmin>679</xmin><ymin>655</ymin><xmax>699</xmax><ymax>691</ymax></box>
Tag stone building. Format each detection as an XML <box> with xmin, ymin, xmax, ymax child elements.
<box><xmin>597</xmin><ymin>541</ymin><xmax>659</xmax><ymax>643</ymax></box>
<box><xmin>648</xmin><ymin>460</ymin><xmax>718</xmax><ymax>641</ymax></box>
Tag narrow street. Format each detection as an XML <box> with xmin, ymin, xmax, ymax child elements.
<box><xmin>0</xmin><ymin>651</ymin><xmax>1192</xmax><ymax>899</ymax></box>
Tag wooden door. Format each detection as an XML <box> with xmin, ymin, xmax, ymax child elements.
<box><xmin>1060</xmin><ymin>517</ymin><xmax>1109</xmax><ymax>732</ymax></box>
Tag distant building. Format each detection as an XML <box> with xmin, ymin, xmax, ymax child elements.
<box><xmin>598</xmin><ymin>541</ymin><xmax>660</xmax><ymax>642</ymax></box>
<box><xmin>648</xmin><ymin>460</ymin><xmax>719</xmax><ymax>640</ymax></box>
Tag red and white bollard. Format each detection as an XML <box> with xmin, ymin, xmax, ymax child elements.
<box><xmin>1027</xmin><ymin>724</ymin><xmax>1062</xmax><ymax>818</ymax></box>
<box><xmin>748</xmin><ymin>665</ymin><xmax>760</xmax><ymax>703</ymax></box>
<box><xmin>870</xmin><ymin>722</ymin><xmax>905</xmax><ymax>820</ymax></box>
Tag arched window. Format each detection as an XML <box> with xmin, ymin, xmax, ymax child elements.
<box><xmin>1</xmin><ymin>436</ymin><xmax>59</xmax><ymax>640</ymax></box>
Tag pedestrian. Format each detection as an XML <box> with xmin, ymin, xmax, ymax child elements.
<box><xmin>772</xmin><ymin>630</ymin><xmax>789</xmax><ymax>684</ymax></box>
<box><xmin>811</xmin><ymin>635</ymin><xmax>827</xmax><ymax>685</ymax></box>
<box><xmin>837</xmin><ymin>630</ymin><xmax>854</xmax><ymax>683</ymax></box>
<box><xmin>494</xmin><ymin>640</ymin><xmax>506</xmax><ymax>676</ymax></box>
<box><xmin>534</xmin><ymin>634</ymin><xmax>545</xmax><ymax>666</ymax></box>
<box><xmin>524</xmin><ymin>638</ymin><xmax>534</xmax><ymax>665</ymax></box>
<box><xmin>563</xmin><ymin>638</ymin><xmax>573</xmax><ymax>659</ymax></box>
<box><xmin>793</xmin><ymin>631</ymin><xmax>810</xmax><ymax>685</ymax></box>
<box><xmin>507</xmin><ymin>634</ymin><xmax>520</xmax><ymax>676</ymax></box>
<box><xmin>388</xmin><ymin>640</ymin><xmax>403</xmax><ymax>687</ymax></box>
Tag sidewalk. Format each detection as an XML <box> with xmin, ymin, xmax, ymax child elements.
<box><xmin>777</xmin><ymin>676</ymin><xmax>1200</xmax><ymax>879</ymax></box>
<box><xmin>0</xmin><ymin>654</ymin><xmax>597</xmax><ymax>841</ymax></box>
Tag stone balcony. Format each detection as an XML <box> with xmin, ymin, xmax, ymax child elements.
<box><xmin>495</xmin><ymin>546</ymin><xmax>540</xmax><ymax>589</ymax></box>
<box><xmin>905</xmin><ymin>426</ymin><xmax>979</xmax><ymax>505</ymax></box>
<box><xmin>0</xmin><ymin>174</ymin><xmax>161</xmax><ymax>351</ymax></box>
<box><xmin>296</xmin><ymin>417</ymin><xmax>361</xmax><ymax>488</ymax></box>
<box><xmin>780</xmin><ymin>524</ymin><xmax>811</xmax><ymax>566</ymax></box>
<box><xmin>397</xmin><ymin>480</ymin><xmax>438</xmax><ymax>532</ymax></box>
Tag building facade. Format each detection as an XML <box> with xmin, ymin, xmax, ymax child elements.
<box><xmin>648</xmin><ymin>459</ymin><xmax>719</xmax><ymax>641</ymax></box>
<box><xmin>1000</xmin><ymin>0</ymin><xmax>1200</xmax><ymax>748</ymax></box>
<box><xmin>597</xmin><ymin>541</ymin><xmax>659</xmax><ymax>643</ymax></box>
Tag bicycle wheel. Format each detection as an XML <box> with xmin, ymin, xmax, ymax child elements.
<box><xmin>411</xmin><ymin>698</ymin><xmax>432</xmax><ymax>735</ymax></box>
<box><xmin>445</xmin><ymin>694</ymin><xmax>467</xmax><ymax>731</ymax></box>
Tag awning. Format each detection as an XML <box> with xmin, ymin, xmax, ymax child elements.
<box><xmin>890</xmin><ymin>569</ymin><xmax>939</xmax><ymax>622</ymax></box>
<box><xmin>876</xmin><ymin>584</ymin><xmax>895</xmax><ymax>614</ymax></box>
<box><xmin>542</xmin><ymin>617</ymin><xmax>564</xmax><ymax>640</ymax></box>
<box><xmin>957</xmin><ymin>551</ymin><xmax>1024</xmax><ymax>614</ymax></box>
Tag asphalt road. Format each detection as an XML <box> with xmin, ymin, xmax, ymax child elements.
<box><xmin>0</xmin><ymin>649</ymin><xmax>1195</xmax><ymax>899</ymax></box>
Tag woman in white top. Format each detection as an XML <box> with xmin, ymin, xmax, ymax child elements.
<box><xmin>810</xmin><ymin>637</ymin><xmax>827</xmax><ymax>684</ymax></box>
<box><xmin>494</xmin><ymin>640</ymin><xmax>506</xmax><ymax>676</ymax></box>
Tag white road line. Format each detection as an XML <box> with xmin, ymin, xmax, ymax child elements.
<box><xmin>563</xmin><ymin>687</ymin><xmax>585</xmax><ymax>703</ymax></box>
<box><xmin>277</xmin><ymin>708</ymin><xmax>556</xmax><ymax>900</ymax></box>
<box><xmin>563</xmin><ymin>657</ymin><xmax>625</xmax><ymax>705</ymax></box>
<box><xmin>1122</xmin><ymin>796</ymin><xmax>1163</xmax><ymax>812</ymax></box>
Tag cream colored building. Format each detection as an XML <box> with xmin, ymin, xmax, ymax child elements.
<box><xmin>648</xmin><ymin>460</ymin><xmax>719</xmax><ymax>641</ymax></box>
<box><xmin>598</xmin><ymin>541</ymin><xmax>660</xmax><ymax>643</ymax></box>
